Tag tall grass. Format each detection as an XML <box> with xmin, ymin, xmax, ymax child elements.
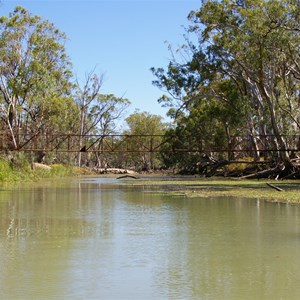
<box><xmin>0</xmin><ymin>154</ymin><xmax>93</xmax><ymax>183</ymax></box>
<box><xmin>0</xmin><ymin>156</ymin><xmax>30</xmax><ymax>182</ymax></box>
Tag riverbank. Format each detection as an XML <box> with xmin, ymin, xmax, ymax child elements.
<box><xmin>1</xmin><ymin>155</ymin><xmax>299</xmax><ymax>204</ymax></box>
<box><xmin>0</xmin><ymin>157</ymin><xmax>95</xmax><ymax>183</ymax></box>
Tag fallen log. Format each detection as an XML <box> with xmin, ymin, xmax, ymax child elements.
<box><xmin>205</xmin><ymin>160</ymin><xmax>229</xmax><ymax>177</ymax></box>
<box><xmin>280</xmin><ymin>170</ymin><xmax>300</xmax><ymax>180</ymax></box>
<box><xmin>266</xmin><ymin>183</ymin><xmax>283</xmax><ymax>191</ymax></box>
<box><xmin>240</xmin><ymin>167</ymin><xmax>279</xmax><ymax>179</ymax></box>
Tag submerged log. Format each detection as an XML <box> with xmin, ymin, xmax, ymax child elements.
<box><xmin>117</xmin><ymin>175</ymin><xmax>139</xmax><ymax>179</ymax></box>
<box><xmin>266</xmin><ymin>183</ymin><xmax>283</xmax><ymax>192</ymax></box>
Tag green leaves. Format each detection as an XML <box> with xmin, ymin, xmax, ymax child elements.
<box><xmin>125</xmin><ymin>110</ymin><xmax>165</xmax><ymax>136</ymax></box>
<box><xmin>0</xmin><ymin>6</ymin><xmax>73</xmax><ymax>145</ymax></box>
<box><xmin>152</xmin><ymin>0</ymin><xmax>300</xmax><ymax>171</ymax></box>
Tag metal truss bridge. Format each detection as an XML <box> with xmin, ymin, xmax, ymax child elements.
<box><xmin>0</xmin><ymin>133</ymin><xmax>172</xmax><ymax>153</ymax></box>
<box><xmin>1</xmin><ymin>132</ymin><xmax>299</xmax><ymax>154</ymax></box>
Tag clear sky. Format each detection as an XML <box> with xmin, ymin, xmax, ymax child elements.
<box><xmin>0</xmin><ymin>0</ymin><xmax>199</xmax><ymax>121</ymax></box>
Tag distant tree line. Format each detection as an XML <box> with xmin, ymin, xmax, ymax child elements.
<box><xmin>2</xmin><ymin>3</ymin><xmax>300</xmax><ymax>177</ymax></box>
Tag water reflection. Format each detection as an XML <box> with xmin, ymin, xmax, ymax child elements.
<box><xmin>0</xmin><ymin>178</ymin><xmax>300</xmax><ymax>299</ymax></box>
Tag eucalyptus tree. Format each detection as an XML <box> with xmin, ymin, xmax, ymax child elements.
<box><xmin>0</xmin><ymin>6</ymin><xmax>73</xmax><ymax>149</ymax></box>
<box><xmin>75</xmin><ymin>70</ymin><xmax>103</xmax><ymax>165</ymax></box>
<box><xmin>122</xmin><ymin>110</ymin><xmax>166</xmax><ymax>170</ymax></box>
<box><xmin>195</xmin><ymin>0</ymin><xmax>300</xmax><ymax>169</ymax></box>
<box><xmin>153</xmin><ymin>0</ymin><xmax>300</xmax><ymax>174</ymax></box>
<box><xmin>160</xmin><ymin>83</ymin><xmax>246</xmax><ymax>173</ymax></box>
<box><xmin>75</xmin><ymin>70</ymin><xmax>130</xmax><ymax>166</ymax></box>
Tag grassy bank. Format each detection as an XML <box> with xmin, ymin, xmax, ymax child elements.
<box><xmin>0</xmin><ymin>156</ymin><xmax>94</xmax><ymax>183</ymax></box>
<box><xmin>124</xmin><ymin>177</ymin><xmax>300</xmax><ymax>204</ymax></box>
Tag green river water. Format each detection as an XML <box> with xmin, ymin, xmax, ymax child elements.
<box><xmin>1</xmin><ymin>177</ymin><xmax>300</xmax><ymax>299</ymax></box>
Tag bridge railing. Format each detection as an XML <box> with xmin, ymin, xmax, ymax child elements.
<box><xmin>0</xmin><ymin>131</ymin><xmax>299</xmax><ymax>156</ymax></box>
<box><xmin>0</xmin><ymin>133</ymin><xmax>168</xmax><ymax>153</ymax></box>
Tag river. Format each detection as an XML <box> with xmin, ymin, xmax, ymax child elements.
<box><xmin>1</xmin><ymin>177</ymin><xmax>300</xmax><ymax>299</ymax></box>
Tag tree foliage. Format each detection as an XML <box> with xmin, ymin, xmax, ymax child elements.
<box><xmin>122</xmin><ymin>110</ymin><xmax>166</xmax><ymax>170</ymax></box>
<box><xmin>0</xmin><ymin>7</ymin><xmax>132</xmax><ymax>169</ymax></box>
<box><xmin>152</xmin><ymin>0</ymin><xmax>300</xmax><ymax>175</ymax></box>
<box><xmin>0</xmin><ymin>6</ymin><xmax>74</xmax><ymax>149</ymax></box>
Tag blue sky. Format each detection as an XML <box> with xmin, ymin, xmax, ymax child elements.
<box><xmin>1</xmin><ymin>0</ymin><xmax>199</xmax><ymax>121</ymax></box>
